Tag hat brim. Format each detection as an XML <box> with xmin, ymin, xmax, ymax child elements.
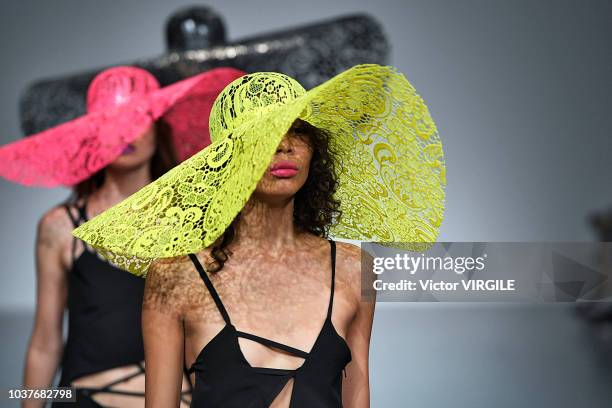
<box><xmin>0</xmin><ymin>67</ymin><xmax>244</xmax><ymax>187</ymax></box>
<box><xmin>73</xmin><ymin>64</ymin><xmax>446</xmax><ymax>276</ymax></box>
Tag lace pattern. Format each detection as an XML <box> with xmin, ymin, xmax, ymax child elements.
<box><xmin>0</xmin><ymin>67</ymin><xmax>244</xmax><ymax>187</ymax></box>
<box><xmin>73</xmin><ymin>64</ymin><xmax>446</xmax><ymax>276</ymax></box>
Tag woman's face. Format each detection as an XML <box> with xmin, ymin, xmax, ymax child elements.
<box><xmin>108</xmin><ymin>125</ymin><xmax>157</xmax><ymax>171</ymax></box>
<box><xmin>254</xmin><ymin>120</ymin><xmax>313</xmax><ymax>200</ymax></box>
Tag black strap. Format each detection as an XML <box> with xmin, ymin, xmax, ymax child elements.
<box><xmin>77</xmin><ymin>201</ymin><xmax>89</xmax><ymax>222</ymax></box>
<box><xmin>189</xmin><ymin>254</ymin><xmax>232</xmax><ymax>325</ymax></box>
<box><xmin>97</xmin><ymin>363</ymin><xmax>145</xmax><ymax>391</ymax></box>
<box><xmin>251</xmin><ymin>367</ymin><xmax>296</xmax><ymax>377</ymax></box>
<box><xmin>82</xmin><ymin>362</ymin><xmax>189</xmax><ymax>400</ymax></box>
<box><xmin>327</xmin><ymin>239</ymin><xmax>336</xmax><ymax>319</ymax></box>
<box><xmin>183</xmin><ymin>356</ymin><xmax>194</xmax><ymax>392</ymax></box>
<box><xmin>180</xmin><ymin>365</ymin><xmax>193</xmax><ymax>403</ymax></box>
<box><xmin>235</xmin><ymin>330</ymin><xmax>309</xmax><ymax>359</ymax></box>
<box><xmin>63</xmin><ymin>204</ymin><xmax>79</xmax><ymax>228</ymax></box>
<box><xmin>63</xmin><ymin>201</ymin><xmax>92</xmax><ymax>263</ymax></box>
<box><xmin>63</xmin><ymin>204</ymin><xmax>80</xmax><ymax>262</ymax></box>
<box><xmin>63</xmin><ymin>201</ymin><xmax>89</xmax><ymax>225</ymax></box>
<box><xmin>80</xmin><ymin>388</ymin><xmax>146</xmax><ymax>398</ymax></box>
<box><xmin>78</xmin><ymin>362</ymin><xmax>146</xmax><ymax>398</ymax></box>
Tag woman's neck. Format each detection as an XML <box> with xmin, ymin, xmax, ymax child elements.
<box><xmin>89</xmin><ymin>164</ymin><xmax>152</xmax><ymax>210</ymax></box>
<box><xmin>235</xmin><ymin>195</ymin><xmax>300</xmax><ymax>249</ymax></box>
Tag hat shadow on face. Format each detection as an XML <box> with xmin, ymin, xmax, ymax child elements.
<box><xmin>252</xmin><ymin>123</ymin><xmax>314</xmax><ymax>202</ymax></box>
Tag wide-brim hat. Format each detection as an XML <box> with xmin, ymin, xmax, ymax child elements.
<box><xmin>0</xmin><ymin>66</ymin><xmax>244</xmax><ymax>187</ymax></box>
<box><xmin>20</xmin><ymin>13</ymin><xmax>388</xmax><ymax>135</ymax></box>
<box><xmin>73</xmin><ymin>64</ymin><xmax>446</xmax><ymax>276</ymax></box>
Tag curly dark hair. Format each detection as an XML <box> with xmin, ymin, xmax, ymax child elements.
<box><xmin>207</xmin><ymin>119</ymin><xmax>342</xmax><ymax>273</ymax></box>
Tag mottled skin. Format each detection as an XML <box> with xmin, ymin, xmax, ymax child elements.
<box><xmin>143</xmin><ymin>123</ymin><xmax>376</xmax><ymax>408</ymax></box>
<box><xmin>23</xmin><ymin>127</ymin><xmax>191</xmax><ymax>408</ymax></box>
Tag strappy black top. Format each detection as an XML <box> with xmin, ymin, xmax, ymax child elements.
<box><xmin>59</xmin><ymin>202</ymin><xmax>146</xmax><ymax>387</ymax></box>
<box><xmin>187</xmin><ymin>239</ymin><xmax>352</xmax><ymax>407</ymax></box>
<box><xmin>54</xmin><ymin>202</ymin><xmax>193</xmax><ymax>406</ymax></box>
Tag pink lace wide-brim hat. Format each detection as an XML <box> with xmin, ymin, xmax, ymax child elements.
<box><xmin>0</xmin><ymin>66</ymin><xmax>245</xmax><ymax>187</ymax></box>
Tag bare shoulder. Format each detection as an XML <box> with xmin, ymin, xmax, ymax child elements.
<box><xmin>145</xmin><ymin>255</ymin><xmax>201</xmax><ymax>292</ymax></box>
<box><xmin>143</xmin><ymin>254</ymin><xmax>205</xmax><ymax>317</ymax></box>
<box><xmin>334</xmin><ymin>241</ymin><xmax>365</xmax><ymax>295</ymax></box>
<box><xmin>334</xmin><ymin>241</ymin><xmax>377</xmax><ymax>304</ymax></box>
<box><xmin>335</xmin><ymin>241</ymin><xmax>362</xmax><ymax>271</ymax></box>
<box><xmin>37</xmin><ymin>204</ymin><xmax>74</xmax><ymax>251</ymax></box>
<box><xmin>149</xmin><ymin>254</ymin><xmax>195</xmax><ymax>273</ymax></box>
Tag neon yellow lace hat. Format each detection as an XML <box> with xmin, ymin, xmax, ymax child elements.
<box><xmin>73</xmin><ymin>64</ymin><xmax>446</xmax><ymax>276</ymax></box>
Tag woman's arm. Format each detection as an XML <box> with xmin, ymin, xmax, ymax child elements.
<box><xmin>142</xmin><ymin>260</ymin><xmax>186</xmax><ymax>408</ymax></box>
<box><xmin>23</xmin><ymin>208</ymin><xmax>69</xmax><ymax>408</ymax></box>
<box><xmin>342</xmin><ymin>246</ymin><xmax>376</xmax><ymax>408</ymax></box>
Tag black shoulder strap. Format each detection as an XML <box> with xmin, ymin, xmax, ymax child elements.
<box><xmin>63</xmin><ymin>204</ymin><xmax>79</xmax><ymax>228</ymax></box>
<box><xmin>188</xmin><ymin>254</ymin><xmax>232</xmax><ymax>325</ymax></box>
<box><xmin>76</xmin><ymin>201</ymin><xmax>89</xmax><ymax>222</ymax></box>
<box><xmin>327</xmin><ymin>239</ymin><xmax>336</xmax><ymax>319</ymax></box>
<box><xmin>63</xmin><ymin>204</ymin><xmax>81</xmax><ymax>262</ymax></box>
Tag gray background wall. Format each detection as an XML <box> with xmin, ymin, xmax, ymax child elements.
<box><xmin>1</xmin><ymin>1</ymin><xmax>611</xmax><ymax>407</ymax></box>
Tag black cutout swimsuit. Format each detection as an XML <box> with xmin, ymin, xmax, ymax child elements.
<box><xmin>187</xmin><ymin>239</ymin><xmax>352</xmax><ymax>407</ymax></box>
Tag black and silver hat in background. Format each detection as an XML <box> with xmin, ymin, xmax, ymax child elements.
<box><xmin>19</xmin><ymin>6</ymin><xmax>390</xmax><ymax>135</ymax></box>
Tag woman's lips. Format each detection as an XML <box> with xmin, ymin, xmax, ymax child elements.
<box><xmin>270</xmin><ymin>161</ymin><xmax>298</xmax><ymax>178</ymax></box>
<box><xmin>271</xmin><ymin>168</ymin><xmax>298</xmax><ymax>177</ymax></box>
<box><xmin>121</xmin><ymin>144</ymin><xmax>136</xmax><ymax>155</ymax></box>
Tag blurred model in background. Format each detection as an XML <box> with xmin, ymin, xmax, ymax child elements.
<box><xmin>0</xmin><ymin>66</ymin><xmax>243</xmax><ymax>407</ymax></box>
